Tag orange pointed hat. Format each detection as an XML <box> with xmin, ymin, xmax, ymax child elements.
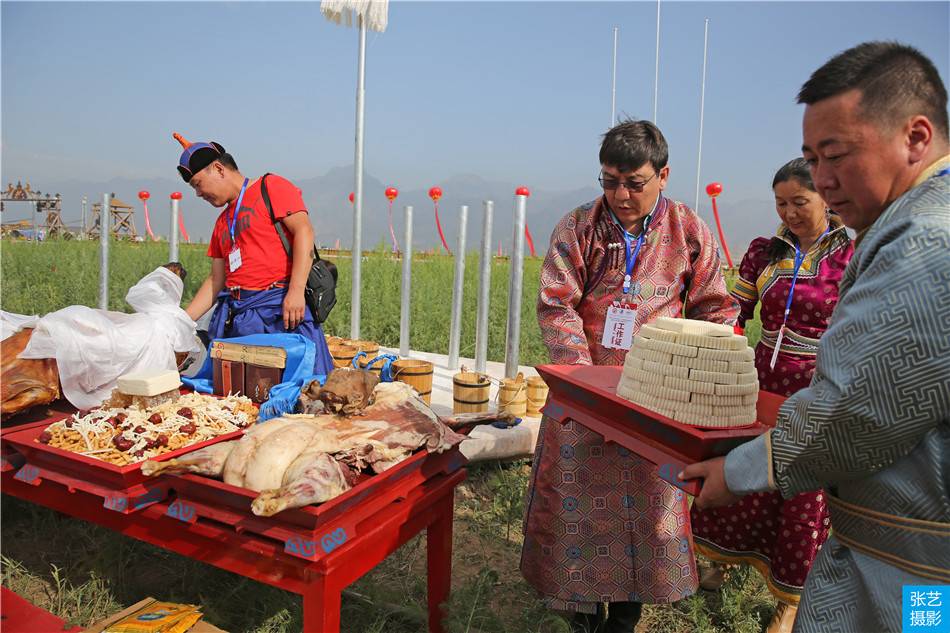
<box><xmin>174</xmin><ymin>132</ymin><xmax>225</xmax><ymax>183</ymax></box>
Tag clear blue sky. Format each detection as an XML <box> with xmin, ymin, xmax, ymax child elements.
<box><xmin>3</xmin><ymin>1</ymin><xmax>948</xmax><ymax>214</ymax></box>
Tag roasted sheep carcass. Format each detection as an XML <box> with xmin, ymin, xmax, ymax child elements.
<box><xmin>1</xmin><ymin>329</ymin><xmax>60</xmax><ymax>418</ymax></box>
<box><xmin>143</xmin><ymin>382</ymin><xmax>465</xmax><ymax>516</ymax></box>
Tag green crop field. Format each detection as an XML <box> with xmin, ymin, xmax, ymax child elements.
<box><xmin>1</xmin><ymin>239</ymin><xmax>771</xmax><ymax>633</ymax></box>
<box><xmin>0</xmin><ymin>239</ymin><xmax>758</xmax><ymax>365</ymax></box>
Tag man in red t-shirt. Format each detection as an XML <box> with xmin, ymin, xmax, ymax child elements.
<box><xmin>174</xmin><ymin>132</ymin><xmax>333</xmax><ymax>375</ymax></box>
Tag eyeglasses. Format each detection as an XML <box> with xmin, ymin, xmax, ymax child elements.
<box><xmin>598</xmin><ymin>172</ymin><xmax>657</xmax><ymax>193</ymax></box>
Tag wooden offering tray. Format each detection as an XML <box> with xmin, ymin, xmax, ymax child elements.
<box><xmin>536</xmin><ymin>365</ymin><xmax>784</xmax><ymax>496</ymax></box>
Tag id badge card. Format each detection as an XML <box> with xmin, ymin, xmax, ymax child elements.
<box><xmin>228</xmin><ymin>248</ymin><xmax>243</xmax><ymax>272</ymax></box>
<box><xmin>601</xmin><ymin>300</ymin><xmax>637</xmax><ymax>350</ymax></box>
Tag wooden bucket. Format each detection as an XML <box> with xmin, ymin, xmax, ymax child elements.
<box><xmin>353</xmin><ymin>340</ymin><xmax>381</xmax><ymax>368</ymax></box>
<box><xmin>497</xmin><ymin>373</ymin><xmax>527</xmax><ymax>417</ymax></box>
<box><xmin>526</xmin><ymin>376</ymin><xmax>549</xmax><ymax>417</ymax></box>
<box><xmin>453</xmin><ymin>372</ymin><xmax>491</xmax><ymax>414</ymax></box>
<box><xmin>392</xmin><ymin>359</ymin><xmax>433</xmax><ymax>404</ymax></box>
<box><xmin>328</xmin><ymin>344</ymin><xmax>359</xmax><ymax>369</ymax></box>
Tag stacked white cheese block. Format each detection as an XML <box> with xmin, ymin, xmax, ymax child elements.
<box><xmin>616</xmin><ymin>317</ymin><xmax>759</xmax><ymax>427</ymax></box>
<box><xmin>117</xmin><ymin>369</ymin><xmax>181</xmax><ymax>396</ymax></box>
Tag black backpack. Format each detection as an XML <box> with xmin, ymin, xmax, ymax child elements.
<box><xmin>260</xmin><ymin>174</ymin><xmax>338</xmax><ymax>325</ymax></box>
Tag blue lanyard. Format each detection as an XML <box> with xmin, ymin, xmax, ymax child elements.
<box><xmin>782</xmin><ymin>224</ymin><xmax>831</xmax><ymax>323</ymax></box>
<box><xmin>228</xmin><ymin>178</ymin><xmax>250</xmax><ymax>247</ymax></box>
<box><xmin>622</xmin><ymin>214</ymin><xmax>651</xmax><ymax>295</ymax></box>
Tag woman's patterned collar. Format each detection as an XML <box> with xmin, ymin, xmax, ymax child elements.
<box><xmin>774</xmin><ymin>213</ymin><xmax>846</xmax><ymax>249</ymax></box>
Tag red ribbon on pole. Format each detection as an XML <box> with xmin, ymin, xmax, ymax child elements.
<box><xmin>138</xmin><ymin>191</ymin><xmax>156</xmax><ymax>240</ymax></box>
<box><xmin>384</xmin><ymin>187</ymin><xmax>400</xmax><ymax>253</ymax></box>
<box><xmin>525</xmin><ymin>225</ymin><xmax>536</xmax><ymax>257</ymax></box>
<box><xmin>178</xmin><ymin>210</ymin><xmax>190</xmax><ymax>243</ymax></box>
<box><xmin>705</xmin><ymin>182</ymin><xmax>733</xmax><ymax>267</ymax></box>
<box><xmin>428</xmin><ymin>187</ymin><xmax>451</xmax><ymax>255</ymax></box>
<box><xmin>516</xmin><ymin>187</ymin><xmax>535</xmax><ymax>256</ymax></box>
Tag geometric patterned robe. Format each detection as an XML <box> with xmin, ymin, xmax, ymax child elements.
<box><xmin>522</xmin><ymin>195</ymin><xmax>738</xmax><ymax>612</ymax></box>
<box><xmin>690</xmin><ymin>215</ymin><xmax>853</xmax><ymax>604</ymax></box>
<box><xmin>723</xmin><ymin>158</ymin><xmax>950</xmax><ymax>632</ymax></box>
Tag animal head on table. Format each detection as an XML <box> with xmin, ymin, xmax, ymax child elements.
<box><xmin>317</xmin><ymin>368</ymin><xmax>380</xmax><ymax>415</ymax></box>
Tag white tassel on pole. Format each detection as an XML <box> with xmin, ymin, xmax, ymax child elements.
<box><xmin>320</xmin><ymin>0</ymin><xmax>389</xmax><ymax>32</ymax></box>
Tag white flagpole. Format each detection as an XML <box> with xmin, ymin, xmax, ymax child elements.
<box><xmin>611</xmin><ymin>27</ymin><xmax>618</xmax><ymax>127</ymax></box>
<box><xmin>693</xmin><ymin>18</ymin><xmax>709</xmax><ymax>216</ymax></box>
<box><xmin>320</xmin><ymin>0</ymin><xmax>389</xmax><ymax>339</ymax></box>
<box><xmin>653</xmin><ymin>0</ymin><xmax>661</xmax><ymax>124</ymax></box>
<box><xmin>351</xmin><ymin>16</ymin><xmax>366</xmax><ymax>339</ymax></box>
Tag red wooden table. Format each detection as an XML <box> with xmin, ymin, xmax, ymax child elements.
<box><xmin>1</xmin><ymin>412</ymin><xmax>466</xmax><ymax>633</ymax></box>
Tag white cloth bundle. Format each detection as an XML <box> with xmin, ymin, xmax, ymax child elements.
<box><xmin>20</xmin><ymin>267</ymin><xmax>201</xmax><ymax>410</ymax></box>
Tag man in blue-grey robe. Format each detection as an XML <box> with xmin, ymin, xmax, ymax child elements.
<box><xmin>682</xmin><ymin>41</ymin><xmax>950</xmax><ymax>633</ymax></box>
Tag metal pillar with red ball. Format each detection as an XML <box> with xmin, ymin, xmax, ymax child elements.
<box><xmin>705</xmin><ymin>182</ymin><xmax>734</xmax><ymax>268</ymax></box>
<box><xmin>169</xmin><ymin>191</ymin><xmax>183</xmax><ymax>261</ymax></box>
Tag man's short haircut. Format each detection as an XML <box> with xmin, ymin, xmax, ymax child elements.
<box><xmin>216</xmin><ymin>153</ymin><xmax>239</xmax><ymax>171</ymax></box>
<box><xmin>772</xmin><ymin>158</ymin><xmax>817</xmax><ymax>192</ymax></box>
<box><xmin>599</xmin><ymin>119</ymin><xmax>669</xmax><ymax>173</ymax></box>
<box><xmin>798</xmin><ymin>41</ymin><xmax>949</xmax><ymax>139</ymax></box>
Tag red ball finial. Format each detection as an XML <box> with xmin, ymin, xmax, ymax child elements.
<box><xmin>170</xmin><ymin>192</ymin><xmax>183</xmax><ymax>200</ymax></box>
<box><xmin>705</xmin><ymin>182</ymin><xmax>723</xmax><ymax>198</ymax></box>
<box><xmin>138</xmin><ymin>190</ymin><xmax>150</xmax><ymax>201</ymax></box>
<box><xmin>428</xmin><ymin>186</ymin><xmax>443</xmax><ymax>202</ymax></box>
<box><xmin>385</xmin><ymin>187</ymin><xmax>399</xmax><ymax>201</ymax></box>
<box><xmin>515</xmin><ymin>186</ymin><xmax>530</xmax><ymax>197</ymax></box>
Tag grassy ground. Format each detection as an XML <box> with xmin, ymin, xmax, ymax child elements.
<box><xmin>1</xmin><ymin>239</ymin><xmax>771</xmax><ymax>632</ymax></box>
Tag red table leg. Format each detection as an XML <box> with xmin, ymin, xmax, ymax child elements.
<box><xmin>426</xmin><ymin>490</ymin><xmax>454</xmax><ymax>633</ymax></box>
<box><xmin>302</xmin><ymin>574</ymin><xmax>342</xmax><ymax>633</ymax></box>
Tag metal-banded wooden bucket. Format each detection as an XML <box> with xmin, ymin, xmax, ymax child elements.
<box><xmin>328</xmin><ymin>344</ymin><xmax>359</xmax><ymax>369</ymax></box>
<box><xmin>353</xmin><ymin>341</ymin><xmax>380</xmax><ymax>368</ymax></box>
<box><xmin>392</xmin><ymin>359</ymin><xmax>433</xmax><ymax>404</ymax></box>
<box><xmin>497</xmin><ymin>373</ymin><xmax>527</xmax><ymax>417</ymax></box>
<box><xmin>526</xmin><ymin>376</ymin><xmax>549</xmax><ymax>417</ymax></box>
<box><xmin>453</xmin><ymin>371</ymin><xmax>491</xmax><ymax>414</ymax></box>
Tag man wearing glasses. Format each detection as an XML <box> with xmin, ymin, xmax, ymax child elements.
<box><xmin>522</xmin><ymin>119</ymin><xmax>738</xmax><ymax>632</ymax></box>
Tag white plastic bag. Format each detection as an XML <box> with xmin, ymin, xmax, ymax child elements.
<box><xmin>20</xmin><ymin>267</ymin><xmax>201</xmax><ymax>410</ymax></box>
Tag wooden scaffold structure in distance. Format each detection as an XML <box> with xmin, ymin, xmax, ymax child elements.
<box><xmin>88</xmin><ymin>194</ymin><xmax>139</xmax><ymax>240</ymax></box>
<box><xmin>1</xmin><ymin>180</ymin><xmax>70</xmax><ymax>239</ymax></box>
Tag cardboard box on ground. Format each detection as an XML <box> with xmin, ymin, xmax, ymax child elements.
<box><xmin>84</xmin><ymin>597</ymin><xmax>226</xmax><ymax>633</ymax></box>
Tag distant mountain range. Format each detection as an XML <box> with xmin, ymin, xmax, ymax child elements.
<box><xmin>1</xmin><ymin>165</ymin><xmax>778</xmax><ymax>259</ymax></box>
